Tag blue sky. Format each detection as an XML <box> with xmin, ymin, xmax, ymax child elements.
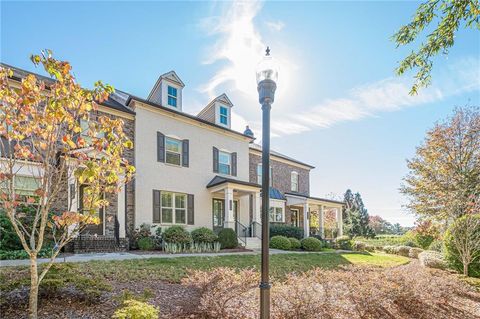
<box><xmin>2</xmin><ymin>1</ymin><xmax>479</xmax><ymax>226</ymax></box>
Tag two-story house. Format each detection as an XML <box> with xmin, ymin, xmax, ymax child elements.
<box><xmin>248</xmin><ymin>142</ymin><xmax>344</xmax><ymax>239</ymax></box>
<box><xmin>2</xmin><ymin>64</ymin><xmax>344</xmax><ymax>251</ymax></box>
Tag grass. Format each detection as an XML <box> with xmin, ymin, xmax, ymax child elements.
<box><xmin>0</xmin><ymin>252</ymin><xmax>410</xmax><ymax>289</ymax></box>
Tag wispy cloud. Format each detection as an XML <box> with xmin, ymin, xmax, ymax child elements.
<box><xmin>265</xmin><ymin>20</ymin><xmax>285</xmax><ymax>31</ymax></box>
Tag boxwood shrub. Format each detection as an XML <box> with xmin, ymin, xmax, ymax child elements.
<box><xmin>162</xmin><ymin>226</ymin><xmax>191</xmax><ymax>244</ymax></box>
<box><xmin>137</xmin><ymin>237</ymin><xmax>155</xmax><ymax>251</ymax></box>
<box><xmin>301</xmin><ymin>237</ymin><xmax>323</xmax><ymax>251</ymax></box>
<box><xmin>218</xmin><ymin>228</ymin><xmax>238</xmax><ymax>249</ymax></box>
<box><xmin>335</xmin><ymin>236</ymin><xmax>353</xmax><ymax>250</ymax></box>
<box><xmin>191</xmin><ymin>227</ymin><xmax>218</xmax><ymax>243</ymax></box>
<box><xmin>270</xmin><ymin>225</ymin><xmax>304</xmax><ymax>240</ymax></box>
<box><xmin>288</xmin><ymin>237</ymin><xmax>301</xmax><ymax>250</ymax></box>
<box><xmin>269</xmin><ymin>236</ymin><xmax>291</xmax><ymax>250</ymax></box>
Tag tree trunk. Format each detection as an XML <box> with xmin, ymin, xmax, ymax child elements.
<box><xmin>463</xmin><ymin>262</ymin><xmax>469</xmax><ymax>276</ymax></box>
<box><xmin>29</xmin><ymin>255</ymin><xmax>39</xmax><ymax>319</ymax></box>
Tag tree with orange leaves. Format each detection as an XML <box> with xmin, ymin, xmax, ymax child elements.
<box><xmin>0</xmin><ymin>51</ymin><xmax>135</xmax><ymax>319</ymax></box>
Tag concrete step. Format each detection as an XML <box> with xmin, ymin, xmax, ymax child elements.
<box><xmin>240</xmin><ymin>237</ymin><xmax>262</xmax><ymax>249</ymax></box>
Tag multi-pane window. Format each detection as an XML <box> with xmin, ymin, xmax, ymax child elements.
<box><xmin>219</xmin><ymin>151</ymin><xmax>231</xmax><ymax>175</ymax></box>
<box><xmin>167</xmin><ymin>86</ymin><xmax>178</xmax><ymax>107</ymax></box>
<box><xmin>161</xmin><ymin>192</ymin><xmax>186</xmax><ymax>224</ymax></box>
<box><xmin>269</xmin><ymin>207</ymin><xmax>283</xmax><ymax>222</ymax></box>
<box><xmin>257</xmin><ymin>164</ymin><xmax>273</xmax><ymax>186</ymax></box>
<box><xmin>291</xmin><ymin>171</ymin><xmax>299</xmax><ymax>192</ymax></box>
<box><xmin>219</xmin><ymin>106</ymin><xmax>228</xmax><ymax>125</ymax></box>
<box><xmin>165</xmin><ymin>137</ymin><xmax>182</xmax><ymax>166</ymax></box>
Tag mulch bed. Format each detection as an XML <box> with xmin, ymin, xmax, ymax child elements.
<box><xmin>0</xmin><ymin>280</ymin><xmax>200</xmax><ymax>318</ymax></box>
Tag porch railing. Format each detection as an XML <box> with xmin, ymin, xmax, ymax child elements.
<box><xmin>236</xmin><ymin>220</ymin><xmax>249</xmax><ymax>246</ymax></box>
<box><xmin>251</xmin><ymin>221</ymin><xmax>262</xmax><ymax>239</ymax></box>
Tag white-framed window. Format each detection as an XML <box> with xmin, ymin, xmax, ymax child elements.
<box><xmin>167</xmin><ymin>86</ymin><xmax>178</xmax><ymax>107</ymax></box>
<box><xmin>219</xmin><ymin>151</ymin><xmax>231</xmax><ymax>175</ymax></box>
<box><xmin>257</xmin><ymin>164</ymin><xmax>273</xmax><ymax>186</ymax></box>
<box><xmin>269</xmin><ymin>207</ymin><xmax>284</xmax><ymax>222</ymax></box>
<box><xmin>291</xmin><ymin>171</ymin><xmax>299</xmax><ymax>192</ymax></box>
<box><xmin>161</xmin><ymin>192</ymin><xmax>186</xmax><ymax>224</ymax></box>
<box><xmin>219</xmin><ymin>106</ymin><xmax>228</xmax><ymax>125</ymax></box>
<box><xmin>165</xmin><ymin>137</ymin><xmax>182</xmax><ymax>166</ymax></box>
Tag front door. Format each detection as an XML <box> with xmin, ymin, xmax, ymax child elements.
<box><xmin>290</xmin><ymin>208</ymin><xmax>299</xmax><ymax>227</ymax></box>
<box><xmin>79</xmin><ymin>184</ymin><xmax>104</xmax><ymax>235</ymax></box>
<box><xmin>212</xmin><ymin>198</ymin><xmax>239</xmax><ymax>233</ymax></box>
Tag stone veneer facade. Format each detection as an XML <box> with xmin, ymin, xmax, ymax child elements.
<box><xmin>249</xmin><ymin>151</ymin><xmax>311</xmax><ymax>226</ymax></box>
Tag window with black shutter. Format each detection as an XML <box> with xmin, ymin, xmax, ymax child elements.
<box><xmin>153</xmin><ymin>190</ymin><xmax>161</xmax><ymax>223</ymax></box>
<box><xmin>157</xmin><ymin>132</ymin><xmax>165</xmax><ymax>162</ymax></box>
<box><xmin>213</xmin><ymin>147</ymin><xmax>219</xmax><ymax>173</ymax></box>
<box><xmin>187</xmin><ymin>194</ymin><xmax>194</xmax><ymax>225</ymax></box>
<box><xmin>182</xmin><ymin>139</ymin><xmax>189</xmax><ymax>167</ymax></box>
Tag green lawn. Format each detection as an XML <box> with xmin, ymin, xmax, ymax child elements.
<box><xmin>0</xmin><ymin>252</ymin><xmax>410</xmax><ymax>290</ymax></box>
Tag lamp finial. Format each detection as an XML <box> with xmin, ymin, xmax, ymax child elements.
<box><xmin>265</xmin><ymin>46</ymin><xmax>270</xmax><ymax>56</ymax></box>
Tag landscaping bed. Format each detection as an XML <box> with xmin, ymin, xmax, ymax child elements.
<box><xmin>1</xmin><ymin>254</ymin><xmax>478</xmax><ymax>318</ymax></box>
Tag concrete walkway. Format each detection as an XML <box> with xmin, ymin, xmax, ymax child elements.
<box><xmin>0</xmin><ymin>249</ymin><xmax>351</xmax><ymax>267</ymax></box>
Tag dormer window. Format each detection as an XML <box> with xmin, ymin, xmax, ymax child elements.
<box><xmin>219</xmin><ymin>106</ymin><xmax>228</xmax><ymax>125</ymax></box>
<box><xmin>167</xmin><ymin>86</ymin><xmax>178</xmax><ymax>107</ymax></box>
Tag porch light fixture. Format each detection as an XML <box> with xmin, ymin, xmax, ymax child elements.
<box><xmin>256</xmin><ymin>46</ymin><xmax>278</xmax><ymax>319</ymax></box>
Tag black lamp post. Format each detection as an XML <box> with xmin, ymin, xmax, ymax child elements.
<box><xmin>256</xmin><ymin>46</ymin><xmax>278</xmax><ymax>319</ymax></box>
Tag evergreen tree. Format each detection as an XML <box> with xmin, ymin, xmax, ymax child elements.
<box><xmin>342</xmin><ymin>190</ymin><xmax>375</xmax><ymax>238</ymax></box>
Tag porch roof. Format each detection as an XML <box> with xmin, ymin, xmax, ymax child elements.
<box><xmin>284</xmin><ymin>192</ymin><xmax>345</xmax><ymax>207</ymax></box>
<box><xmin>206</xmin><ymin>175</ymin><xmax>261</xmax><ymax>190</ymax></box>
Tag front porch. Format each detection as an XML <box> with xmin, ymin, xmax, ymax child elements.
<box><xmin>285</xmin><ymin>193</ymin><xmax>344</xmax><ymax>239</ymax></box>
<box><xmin>206</xmin><ymin>176</ymin><xmax>262</xmax><ymax>248</ymax></box>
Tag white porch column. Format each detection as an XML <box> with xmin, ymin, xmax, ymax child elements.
<box><xmin>117</xmin><ymin>182</ymin><xmax>126</xmax><ymax>238</ymax></box>
<box><xmin>253</xmin><ymin>191</ymin><xmax>261</xmax><ymax>223</ymax></box>
<box><xmin>224</xmin><ymin>187</ymin><xmax>235</xmax><ymax>229</ymax></box>
<box><xmin>303</xmin><ymin>203</ymin><xmax>309</xmax><ymax>238</ymax></box>
<box><xmin>319</xmin><ymin>205</ymin><xmax>325</xmax><ymax>238</ymax></box>
<box><xmin>336</xmin><ymin>207</ymin><xmax>343</xmax><ymax>237</ymax></box>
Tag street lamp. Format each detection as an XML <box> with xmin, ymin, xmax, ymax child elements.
<box><xmin>256</xmin><ymin>46</ymin><xmax>278</xmax><ymax>319</ymax></box>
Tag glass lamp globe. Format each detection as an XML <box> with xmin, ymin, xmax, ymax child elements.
<box><xmin>256</xmin><ymin>47</ymin><xmax>278</xmax><ymax>84</ymax></box>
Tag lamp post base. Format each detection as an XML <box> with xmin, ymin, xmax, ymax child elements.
<box><xmin>259</xmin><ymin>282</ymin><xmax>271</xmax><ymax>319</ymax></box>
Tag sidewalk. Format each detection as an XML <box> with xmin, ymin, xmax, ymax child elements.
<box><xmin>0</xmin><ymin>249</ymin><xmax>351</xmax><ymax>267</ymax></box>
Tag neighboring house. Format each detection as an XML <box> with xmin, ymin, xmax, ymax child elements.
<box><xmin>1</xmin><ymin>64</ymin><xmax>344</xmax><ymax>251</ymax></box>
<box><xmin>248</xmin><ymin>142</ymin><xmax>344</xmax><ymax>239</ymax></box>
<box><xmin>0</xmin><ymin>63</ymin><xmax>135</xmax><ymax>252</ymax></box>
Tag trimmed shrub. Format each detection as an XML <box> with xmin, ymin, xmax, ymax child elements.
<box><xmin>288</xmin><ymin>237</ymin><xmax>301</xmax><ymax>250</ymax></box>
<box><xmin>270</xmin><ymin>236</ymin><xmax>292</xmax><ymax>250</ymax></box>
<box><xmin>364</xmin><ymin>244</ymin><xmax>375</xmax><ymax>252</ymax></box>
<box><xmin>418</xmin><ymin>250</ymin><xmax>447</xmax><ymax>270</ymax></box>
<box><xmin>335</xmin><ymin>236</ymin><xmax>353</xmax><ymax>250</ymax></box>
<box><xmin>137</xmin><ymin>237</ymin><xmax>155</xmax><ymax>251</ymax></box>
<box><xmin>383</xmin><ymin>245</ymin><xmax>396</xmax><ymax>254</ymax></box>
<box><xmin>394</xmin><ymin>246</ymin><xmax>412</xmax><ymax>257</ymax></box>
<box><xmin>301</xmin><ymin>237</ymin><xmax>323</xmax><ymax>251</ymax></box>
<box><xmin>408</xmin><ymin>247</ymin><xmax>424</xmax><ymax>259</ymax></box>
<box><xmin>444</xmin><ymin>214</ymin><xmax>480</xmax><ymax>277</ymax></box>
<box><xmin>112</xmin><ymin>299</ymin><xmax>159</xmax><ymax>319</ymax></box>
<box><xmin>270</xmin><ymin>225</ymin><xmax>304</xmax><ymax>240</ymax></box>
<box><xmin>191</xmin><ymin>227</ymin><xmax>218</xmax><ymax>243</ymax></box>
<box><xmin>352</xmin><ymin>241</ymin><xmax>366</xmax><ymax>251</ymax></box>
<box><xmin>162</xmin><ymin>226</ymin><xmax>191</xmax><ymax>244</ymax></box>
<box><xmin>428</xmin><ymin>239</ymin><xmax>444</xmax><ymax>253</ymax></box>
<box><xmin>218</xmin><ymin>228</ymin><xmax>238</xmax><ymax>249</ymax></box>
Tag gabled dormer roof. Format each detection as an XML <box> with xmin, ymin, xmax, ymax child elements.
<box><xmin>197</xmin><ymin>93</ymin><xmax>233</xmax><ymax>117</ymax></box>
<box><xmin>147</xmin><ymin>70</ymin><xmax>185</xmax><ymax>101</ymax></box>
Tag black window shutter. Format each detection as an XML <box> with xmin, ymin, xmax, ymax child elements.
<box><xmin>187</xmin><ymin>194</ymin><xmax>194</xmax><ymax>225</ymax></box>
<box><xmin>182</xmin><ymin>139</ymin><xmax>189</xmax><ymax>167</ymax></box>
<box><xmin>153</xmin><ymin>190</ymin><xmax>161</xmax><ymax>223</ymax></box>
<box><xmin>231</xmin><ymin>152</ymin><xmax>237</xmax><ymax>176</ymax></box>
<box><xmin>157</xmin><ymin>132</ymin><xmax>165</xmax><ymax>162</ymax></box>
<box><xmin>213</xmin><ymin>147</ymin><xmax>219</xmax><ymax>173</ymax></box>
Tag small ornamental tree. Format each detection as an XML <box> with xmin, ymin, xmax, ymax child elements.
<box><xmin>444</xmin><ymin>214</ymin><xmax>480</xmax><ymax>277</ymax></box>
<box><xmin>0</xmin><ymin>51</ymin><xmax>135</xmax><ymax>319</ymax></box>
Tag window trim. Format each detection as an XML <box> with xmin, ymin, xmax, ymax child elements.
<box><xmin>218</xmin><ymin>150</ymin><xmax>232</xmax><ymax>176</ymax></box>
<box><xmin>291</xmin><ymin>171</ymin><xmax>299</xmax><ymax>192</ymax></box>
<box><xmin>160</xmin><ymin>191</ymin><xmax>187</xmax><ymax>225</ymax></box>
<box><xmin>219</xmin><ymin>106</ymin><xmax>228</xmax><ymax>126</ymax></box>
<box><xmin>165</xmin><ymin>136</ymin><xmax>182</xmax><ymax>166</ymax></box>
<box><xmin>167</xmin><ymin>85</ymin><xmax>178</xmax><ymax>107</ymax></box>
